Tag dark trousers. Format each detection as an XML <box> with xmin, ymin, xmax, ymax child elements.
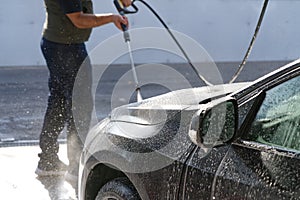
<box><xmin>39</xmin><ymin>38</ymin><xmax>93</xmax><ymax>166</ymax></box>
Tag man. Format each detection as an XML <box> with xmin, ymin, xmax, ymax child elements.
<box><xmin>35</xmin><ymin>0</ymin><xmax>131</xmax><ymax>182</ymax></box>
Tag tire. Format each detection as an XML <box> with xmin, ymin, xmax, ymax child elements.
<box><xmin>95</xmin><ymin>177</ymin><xmax>141</xmax><ymax>200</ymax></box>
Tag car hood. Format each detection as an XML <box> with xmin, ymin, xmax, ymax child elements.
<box><xmin>83</xmin><ymin>82</ymin><xmax>251</xmax><ymax>170</ymax></box>
<box><xmin>109</xmin><ymin>82</ymin><xmax>250</xmax><ymax>126</ymax></box>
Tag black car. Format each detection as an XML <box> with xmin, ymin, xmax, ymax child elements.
<box><xmin>78</xmin><ymin>59</ymin><xmax>300</xmax><ymax>200</ymax></box>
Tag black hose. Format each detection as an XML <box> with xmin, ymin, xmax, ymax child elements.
<box><xmin>134</xmin><ymin>0</ymin><xmax>212</xmax><ymax>86</ymax></box>
<box><xmin>229</xmin><ymin>0</ymin><xmax>269</xmax><ymax>83</ymax></box>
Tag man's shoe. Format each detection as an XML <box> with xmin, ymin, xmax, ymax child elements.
<box><xmin>35</xmin><ymin>154</ymin><xmax>68</xmax><ymax>176</ymax></box>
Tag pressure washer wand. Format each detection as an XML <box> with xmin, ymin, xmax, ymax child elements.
<box><xmin>114</xmin><ymin>0</ymin><xmax>142</xmax><ymax>102</ymax></box>
<box><xmin>123</xmin><ymin>27</ymin><xmax>143</xmax><ymax>102</ymax></box>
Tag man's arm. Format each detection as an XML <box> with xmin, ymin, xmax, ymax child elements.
<box><xmin>66</xmin><ymin>0</ymin><xmax>131</xmax><ymax>30</ymax></box>
<box><xmin>66</xmin><ymin>12</ymin><xmax>128</xmax><ymax>30</ymax></box>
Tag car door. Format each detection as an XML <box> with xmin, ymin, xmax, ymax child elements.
<box><xmin>180</xmin><ymin>144</ymin><xmax>230</xmax><ymax>200</ymax></box>
<box><xmin>213</xmin><ymin>75</ymin><xmax>300</xmax><ymax>199</ymax></box>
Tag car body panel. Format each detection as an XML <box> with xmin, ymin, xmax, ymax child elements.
<box><xmin>213</xmin><ymin>142</ymin><xmax>300</xmax><ymax>199</ymax></box>
<box><xmin>180</xmin><ymin>145</ymin><xmax>230</xmax><ymax>199</ymax></box>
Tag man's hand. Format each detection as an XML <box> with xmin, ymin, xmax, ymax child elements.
<box><xmin>121</xmin><ymin>0</ymin><xmax>132</xmax><ymax>7</ymax></box>
<box><xmin>112</xmin><ymin>14</ymin><xmax>129</xmax><ymax>31</ymax></box>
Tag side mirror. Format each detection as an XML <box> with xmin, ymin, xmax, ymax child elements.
<box><xmin>189</xmin><ymin>97</ymin><xmax>238</xmax><ymax>149</ymax></box>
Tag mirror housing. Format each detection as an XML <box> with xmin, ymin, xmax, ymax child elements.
<box><xmin>189</xmin><ymin>97</ymin><xmax>238</xmax><ymax>149</ymax></box>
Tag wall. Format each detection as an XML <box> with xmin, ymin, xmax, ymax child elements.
<box><xmin>1</xmin><ymin>0</ymin><xmax>300</xmax><ymax>66</ymax></box>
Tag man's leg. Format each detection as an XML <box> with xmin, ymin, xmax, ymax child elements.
<box><xmin>36</xmin><ymin>38</ymin><xmax>69</xmax><ymax>176</ymax></box>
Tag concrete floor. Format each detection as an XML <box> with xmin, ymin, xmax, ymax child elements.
<box><xmin>0</xmin><ymin>144</ymin><xmax>77</xmax><ymax>200</ymax></box>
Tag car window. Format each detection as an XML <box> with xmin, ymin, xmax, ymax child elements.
<box><xmin>244</xmin><ymin>75</ymin><xmax>300</xmax><ymax>151</ymax></box>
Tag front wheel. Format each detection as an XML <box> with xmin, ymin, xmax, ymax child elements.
<box><xmin>95</xmin><ymin>177</ymin><xmax>141</xmax><ymax>200</ymax></box>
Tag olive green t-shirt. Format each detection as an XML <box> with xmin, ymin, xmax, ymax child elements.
<box><xmin>43</xmin><ymin>0</ymin><xmax>93</xmax><ymax>44</ymax></box>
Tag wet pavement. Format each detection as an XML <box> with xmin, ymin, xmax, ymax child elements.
<box><xmin>0</xmin><ymin>61</ymin><xmax>287</xmax><ymax>143</ymax></box>
<box><xmin>0</xmin><ymin>144</ymin><xmax>77</xmax><ymax>200</ymax></box>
